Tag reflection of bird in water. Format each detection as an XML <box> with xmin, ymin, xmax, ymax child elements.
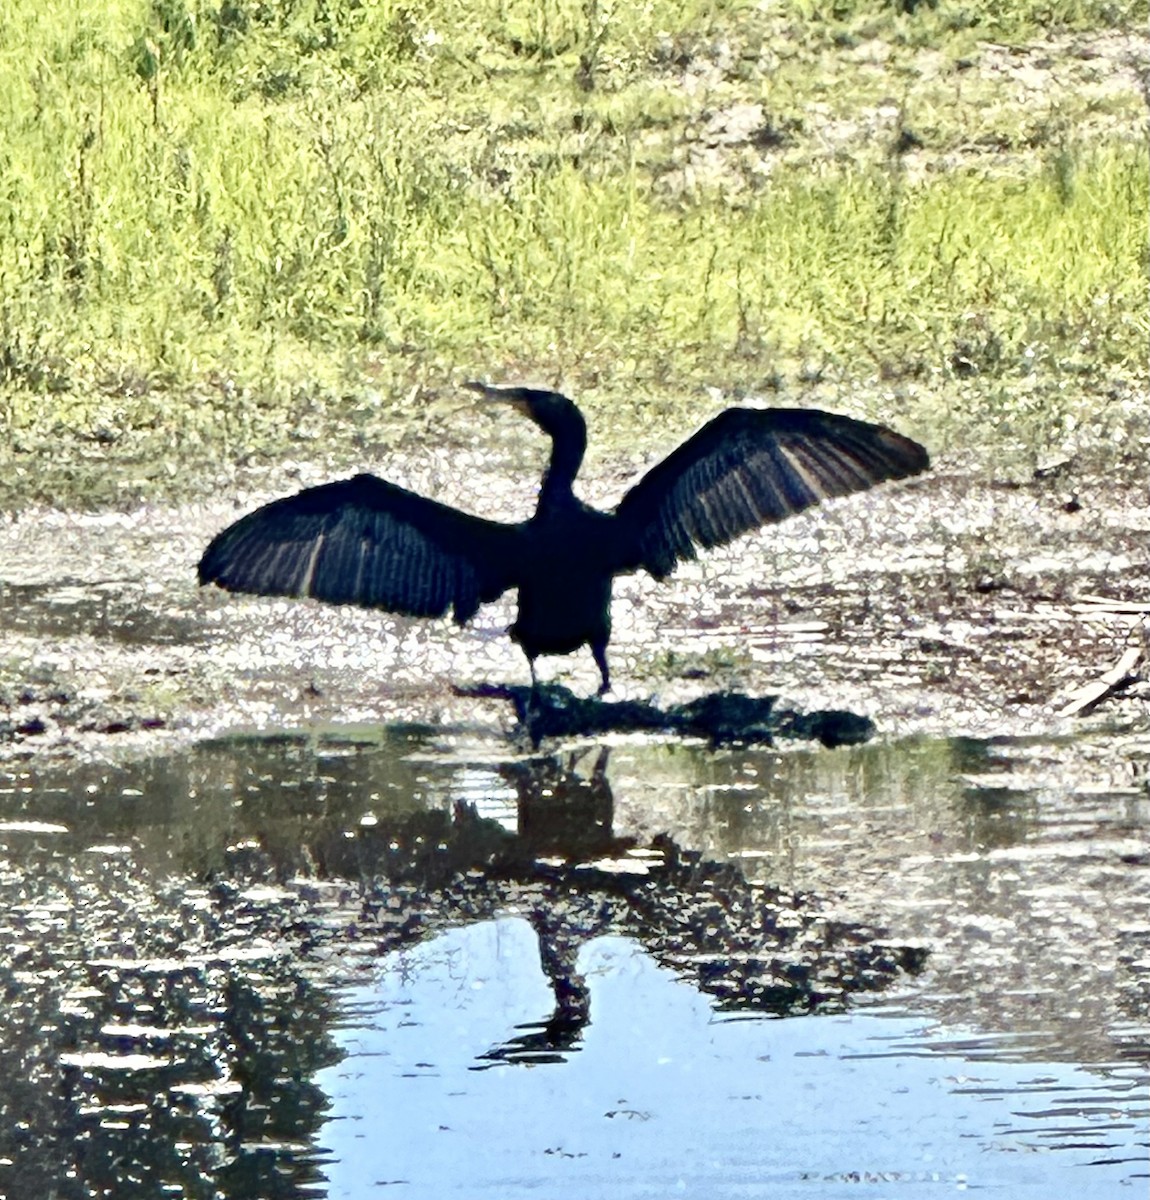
<box><xmin>199</xmin><ymin>382</ymin><xmax>929</xmax><ymax>693</ymax></box>
<box><xmin>301</xmin><ymin>743</ymin><xmax>925</xmax><ymax>1064</ymax></box>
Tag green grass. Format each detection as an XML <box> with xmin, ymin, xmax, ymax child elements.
<box><xmin>0</xmin><ymin>0</ymin><xmax>1145</xmax><ymax>506</ymax></box>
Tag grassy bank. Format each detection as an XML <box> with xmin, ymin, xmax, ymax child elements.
<box><xmin>0</xmin><ymin>0</ymin><xmax>1145</xmax><ymax>505</ymax></box>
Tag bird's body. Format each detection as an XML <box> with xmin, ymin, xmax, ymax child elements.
<box><xmin>509</xmin><ymin>498</ymin><xmax>617</xmax><ymax>679</ymax></box>
<box><xmin>199</xmin><ymin>384</ymin><xmax>929</xmax><ymax>692</ymax></box>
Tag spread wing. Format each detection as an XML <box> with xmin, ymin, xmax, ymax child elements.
<box><xmin>198</xmin><ymin>473</ymin><xmax>523</xmax><ymax>624</ymax></box>
<box><xmin>613</xmin><ymin>407</ymin><xmax>929</xmax><ymax>578</ymax></box>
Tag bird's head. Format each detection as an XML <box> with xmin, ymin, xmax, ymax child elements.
<box><xmin>462</xmin><ymin>381</ymin><xmax>584</xmax><ymax>442</ymax></box>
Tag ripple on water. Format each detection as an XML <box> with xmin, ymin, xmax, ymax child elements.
<box><xmin>0</xmin><ymin>725</ymin><xmax>1145</xmax><ymax>1197</ymax></box>
<box><xmin>317</xmin><ymin>920</ymin><xmax>1148</xmax><ymax>1200</ymax></box>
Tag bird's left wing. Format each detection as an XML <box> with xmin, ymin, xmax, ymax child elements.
<box><xmin>199</xmin><ymin>473</ymin><xmax>523</xmax><ymax>623</ymax></box>
<box><xmin>613</xmin><ymin>407</ymin><xmax>929</xmax><ymax>578</ymax></box>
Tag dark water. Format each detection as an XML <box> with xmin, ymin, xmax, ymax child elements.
<box><xmin>0</xmin><ymin>724</ymin><xmax>1146</xmax><ymax>1198</ymax></box>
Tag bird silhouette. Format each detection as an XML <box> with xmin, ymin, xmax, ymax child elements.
<box><xmin>198</xmin><ymin>382</ymin><xmax>929</xmax><ymax>693</ymax></box>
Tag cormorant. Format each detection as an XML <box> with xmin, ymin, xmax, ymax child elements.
<box><xmin>198</xmin><ymin>382</ymin><xmax>929</xmax><ymax>693</ymax></box>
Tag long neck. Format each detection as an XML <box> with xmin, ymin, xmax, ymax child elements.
<box><xmin>538</xmin><ymin>405</ymin><xmax>587</xmax><ymax>508</ymax></box>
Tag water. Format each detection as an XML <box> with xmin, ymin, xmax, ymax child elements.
<box><xmin>320</xmin><ymin>922</ymin><xmax>1144</xmax><ymax>1199</ymax></box>
<box><xmin>0</xmin><ymin>725</ymin><xmax>1146</xmax><ymax>1198</ymax></box>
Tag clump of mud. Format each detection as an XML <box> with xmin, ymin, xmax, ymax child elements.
<box><xmin>457</xmin><ymin>681</ymin><xmax>875</xmax><ymax>747</ymax></box>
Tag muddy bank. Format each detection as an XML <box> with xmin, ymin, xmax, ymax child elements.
<box><xmin>0</xmin><ymin>439</ymin><xmax>1146</xmax><ymax>762</ymax></box>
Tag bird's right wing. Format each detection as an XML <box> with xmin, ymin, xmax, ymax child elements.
<box><xmin>613</xmin><ymin>407</ymin><xmax>929</xmax><ymax>578</ymax></box>
<box><xmin>198</xmin><ymin>473</ymin><xmax>523</xmax><ymax>624</ymax></box>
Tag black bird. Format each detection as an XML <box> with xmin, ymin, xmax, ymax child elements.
<box><xmin>198</xmin><ymin>382</ymin><xmax>929</xmax><ymax>693</ymax></box>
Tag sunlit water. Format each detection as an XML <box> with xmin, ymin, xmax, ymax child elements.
<box><xmin>0</xmin><ymin>724</ymin><xmax>1146</xmax><ymax>1197</ymax></box>
<box><xmin>319</xmin><ymin>920</ymin><xmax>1144</xmax><ymax>1199</ymax></box>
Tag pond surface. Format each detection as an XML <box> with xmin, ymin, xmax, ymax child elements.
<box><xmin>0</xmin><ymin>722</ymin><xmax>1145</xmax><ymax>1197</ymax></box>
<box><xmin>321</xmin><ymin>925</ymin><xmax>1140</xmax><ymax>1200</ymax></box>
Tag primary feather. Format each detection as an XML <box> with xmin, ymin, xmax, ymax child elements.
<box><xmin>198</xmin><ymin>473</ymin><xmax>521</xmax><ymax>623</ymax></box>
<box><xmin>613</xmin><ymin>407</ymin><xmax>929</xmax><ymax>577</ymax></box>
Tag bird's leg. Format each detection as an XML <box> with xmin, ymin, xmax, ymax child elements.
<box><xmin>512</xmin><ymin>655</ymin><xmax>542</xmax><ymax>739</ymax></box>
<box><xmin>592</xmin><ymin>642</ymin><xmax>611</xmax><ymax>697</ymax></box>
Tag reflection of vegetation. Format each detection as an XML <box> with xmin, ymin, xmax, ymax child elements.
<box><xmin>0</xmin><ymin>730</ymin><xmax>931</xmax><ymax>1195</ymax></box>
<box><xmin>946</xmin><ymin>735</ymin><xmax>1039</xmax><ymax>849</ymax></box>
<box><xmin>0</xmin><ymin>857</ymin><xmax>344</xmax><ymax>1200</ymax></box>
<box><xmin>0</xmin><ymin>723</ymin><xmax>1145</xmax><ymax>1192</ymax></box>
<box><xmin>0</xmin><ymin>0</ymin><xmax>1144</xmax><ymax>505</ymax></box>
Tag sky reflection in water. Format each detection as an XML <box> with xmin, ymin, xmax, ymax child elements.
<box><xmin>319</xmin><ymin>918</ymin><xmax>1145</xmax><ymax>1199</ymax></box>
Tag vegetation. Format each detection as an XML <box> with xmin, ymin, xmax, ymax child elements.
<box><xmin>0</xmin><ymin>0</ymin><xmax>1145</xmax><ymax>506</ymax></box>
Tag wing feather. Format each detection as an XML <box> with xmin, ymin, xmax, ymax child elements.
<box><xmin>199</xmin><ymin>473</ymin><xmax>523</xmax><ymax>624</ymax></box>
<box><xmin>614</xmin><ymin>407</ymin><xmax>929</xmax><ymax>578</ymax></box>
